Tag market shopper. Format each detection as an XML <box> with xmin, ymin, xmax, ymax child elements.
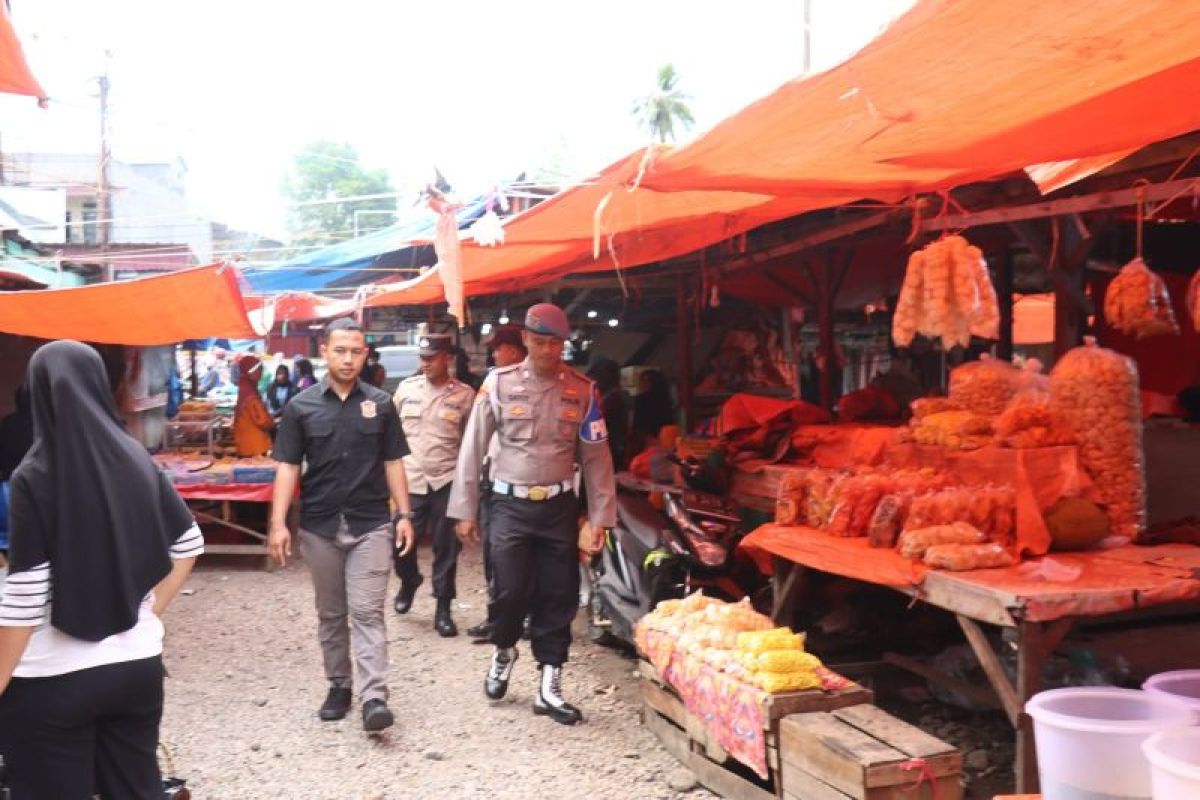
<box><xmin>0</xmin><ymin>385</ymin><xmax>33</xmax><ymax>480</ymax></box>
<box><xmin>448</xmin><ymin>303</ymin><xmax>617</xmax><ymax>726</ymax></box>
<box><xmin>464</xmin><ymin>325</ymin><xmax>527</xmax><ymax>642</ymax></box>
<box><xmin>233</xmin><ymin>355</ymin><xmax>275</xmax><ymax>457</ymax></box>
<box><xmin>293</xmin><ymin>357</ymin><xmax>318</xmax><ymax>391</ymax></box>
<box><xmin>266</xmin><ymin>364</ymin><xmax>298</xmax><ymax>416</ymax></box>
<box><xmin>0</xmin><ymin>340</ymin><xmax>203</xmax><ymax>799</ymax></box>
<box><xmin>363</xmin><ymin>346</ymin><xmax>387</xmax><ymax>388</ymax></box>
<box><xmin>391</xmin><ymin>334</ymin><xmax>475</xmax><ymax>637</ymax></box>
<box><xmin>269</xmin><ymin>318</ymin><xmax>415</xmax><ymax>732</ymax></box>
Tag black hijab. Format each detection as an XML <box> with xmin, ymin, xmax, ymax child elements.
<box><xmin>8</xmin><ymin>340</ymin><xmax>194</xmax><ymax>642</ymax></box>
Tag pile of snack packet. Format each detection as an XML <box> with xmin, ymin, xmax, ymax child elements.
<box><xmin>636</xmin><ymin>593</ymin><xmax>836</xmax><ymax>694</ymax></box>
<box><xmin>775</xmin><ymin>465</ymin><xmax>1018</xmax><ymax>571</ymax></box>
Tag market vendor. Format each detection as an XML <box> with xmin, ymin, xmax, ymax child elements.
<box><xmin>233</xmin><ymin>355</ymin><xmax>275</xmax><ymax>456</ymax></box>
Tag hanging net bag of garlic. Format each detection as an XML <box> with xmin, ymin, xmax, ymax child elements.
<box><xmin>1050</xmin><ymin>337</ymin><xmax>1145</xmax><ymax>540</ymax></box>
<box><xmin>892</xmin><ymin>235</ymin><xmax>999</xmax><ymax>350</ymax></box>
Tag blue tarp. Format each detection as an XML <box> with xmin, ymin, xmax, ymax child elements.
<box><xmin>243</xmin><ymin>198</ymin><xmax>490</xmax><ymax>294</ymax></box>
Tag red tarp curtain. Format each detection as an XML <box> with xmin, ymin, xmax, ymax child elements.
<box><xmin>0</xmin><ymin>264</ymin><xmax>261</xmax><ymax>345</ymax></box>
<box><xmin>365</xmin><ymin>0</ymin><xmax>1200</xmax><ymax>308</ymax></box>
<box><xmin>0</xmin><ymin>4</ymin><xmax>45</xmax><ymax>101</ymax></box>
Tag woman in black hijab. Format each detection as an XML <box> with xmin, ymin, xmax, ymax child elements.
<box><xmin>0</xmin><ymin>340</ymin><xmax>204</xmax><ymax>799</ymax></box>
<box><xmin>0</xmin><ymin>384</ymin><xmax>33</xmax><ymax>481</ymax></box>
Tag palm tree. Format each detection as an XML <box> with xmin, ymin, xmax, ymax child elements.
<box><xmin>632</xmin><ymin>64</ymin><xmax>695</xmax><ymax>144</ymax></box>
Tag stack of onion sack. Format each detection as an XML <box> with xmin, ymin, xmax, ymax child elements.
<box><xmin>1103</xmin><ymin>258</ymin><xmax>1180</xmax><ymax>338</ymax></box>
<box><xmin>635</xmin><ymin>594</ymin><xmax>846</xmax><ymax>694</ymax></box>
<box><xmin>1050</xmin><ymin>338</ymin><xmax>1145</xmax><ymax>539</ymax></box>
<box><xmin>892</xmin><ymin>235</ymin><xmax>1000</xmax><ymax>351</ymax></box>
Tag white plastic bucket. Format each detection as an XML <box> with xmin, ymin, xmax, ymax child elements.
<box><xmin>1144</xmin><ymin>671</ymin><xmax>1200</xmax><ymax>714</ymax></box>
<box><xmin>1026</xmin><ymin>687</ymin><xmax>1196</xmax><ymax>799</ymax></box>
<box><xmin>1143</xmin><ymin>728</ymin><xmax>1200</xmax><ymax>800</ymax></box>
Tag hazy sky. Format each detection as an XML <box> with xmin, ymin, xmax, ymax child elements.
<box><xmin>1</xmin><ymin>0</ymin><xmax>914</xmax><ymax>241</ymax></box>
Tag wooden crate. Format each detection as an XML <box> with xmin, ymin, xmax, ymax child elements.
<box><xmin>640</xmin><ymin>659</ymin><xmax>874</xmax><ymax>799</ymax></box>
<box><xmin>780</xmin><ymin>706</ymin><xmax>963</xmax><ymax>800</ymax></box>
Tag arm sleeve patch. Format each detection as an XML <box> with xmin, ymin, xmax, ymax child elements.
<box><xmin>580</xmin><ymin>387</ymin><xmax>609</xmax><ymax>443</ymax></box>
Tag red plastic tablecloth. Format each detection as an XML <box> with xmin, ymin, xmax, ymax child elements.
<box><xmin>174</xmin><ymin>483</ymin><xmax>274</xmax><ymax>503</ymax></box>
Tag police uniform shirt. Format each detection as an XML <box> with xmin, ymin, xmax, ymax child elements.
<box><xmin>393</xmin><ymin>374</ymin><xmax>474</xmax><ymax>494</ymax></box>
<box><xmin>273</xmin><ymin>378</ymin><xmax>408</xmax><ymax>537</ymax></box>
<box><xmin>447</xmin><ymin>358</ymin><xmax>617</xmax><ymax>528</ymax></box>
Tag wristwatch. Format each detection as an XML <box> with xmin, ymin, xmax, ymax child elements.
<box><xmin>393</xmin><ymin>510</ymin><xmax>414</xmax><ymax>524</ymax></box>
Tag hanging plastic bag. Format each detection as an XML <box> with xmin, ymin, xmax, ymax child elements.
<box><xmin>1186</xmin><ymin>269</ymin><xmax>1200</xmax><ymax>333</ymax></box>
<box><xmin>1050</xmin><ymin>338</ymin><xmax>1145</xmax><ymax>539</ymax></box>
<box><xmin>1103</xmin><ymin>257</ymin><xmax>1180</xmax><ymax>339</ymax></box>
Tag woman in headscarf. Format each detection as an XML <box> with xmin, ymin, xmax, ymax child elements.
<box><xmin>293</xmin><ymin>357</ymin><xmax>317</xmax><ymax>391</ymax></box>
<box><xmin>233</xmin><ymin>354</ymin><xmax>275</xmax><ymax>457</ymax></box>
<box><xmin>0</xmin><ymin>384</ymin><xmax>33</xmax><ymax>481</ymax></box>
<box><xmin>265</xmin><ymin>364</ymin><xmax>297</xmax><ymax>416</ymax></box>
<box><xmin>0</xmin><ymin>340</ymin><xmax>203</xmax><ymax>799</ymax></box>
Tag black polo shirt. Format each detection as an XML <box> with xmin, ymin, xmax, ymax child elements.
<box><xmin>274</xmin><ymin>377</ymin><xmax>408</xmax><ymax>537</ymax></box>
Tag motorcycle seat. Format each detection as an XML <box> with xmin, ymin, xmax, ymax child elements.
<box><xmin>616</xmin><ymin>490</ymin><xmax>666</xmax><ymax>552</ymax></box>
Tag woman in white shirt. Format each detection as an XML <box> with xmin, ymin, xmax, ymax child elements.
<box><xmin>0</xmin><ymin>340</ymin><xmax>203</xmax><ymax>799</ymax></box>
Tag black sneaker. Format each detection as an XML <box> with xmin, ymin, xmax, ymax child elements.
<box><xmin>318</xmin><ymin>686</ymin><xmax>353</xmax><ymax>721</ymax></box>
<box><xmin>362</xmin><ymin>699</ymin><xmax>395</xmax><ymax>732</ymax></box>
<box><xmin>485</xmin><ymin>647</ymin><xmax>518</xmax><ymax>700</ymax></box>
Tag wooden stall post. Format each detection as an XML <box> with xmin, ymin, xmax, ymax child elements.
<box><xmin>809</xmin><ymin>249</ymin><xmax>852</xmax><ymax>411</ymax></box>
<box><xmin>781</xmin><ymin>307</ymin><xmax>799</xmax><ymax>399</ymax></box>
<box><xmin>998</xmin><ymin>247</ymin><xmax>1015</xmax><ymax>361</ymax></box>
<box><xmin>676</xmin><ymin>274</ymin><xmax>695</xmax><ymax>431</ymax></box>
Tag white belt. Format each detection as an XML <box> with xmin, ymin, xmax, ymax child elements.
<box><xmin>492</xmin><ymin>478</ymin><xmax>573</xmax><ymax>502</ymax></box>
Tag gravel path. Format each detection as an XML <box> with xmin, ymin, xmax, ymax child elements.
<box><xmin>160</xmin><ymin>545</ymin><xmax>716</xmax><ymax>799</ymax></box>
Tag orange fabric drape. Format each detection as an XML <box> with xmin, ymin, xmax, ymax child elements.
<box><xmin>0</xmin><ymin>265</ymin><xmax>260</xmax><ymax>344</ymax></box>
<box><xmin>0</xmin><ymin>4</ymin><xmax>45</xmax><ymax>101</ymax></box>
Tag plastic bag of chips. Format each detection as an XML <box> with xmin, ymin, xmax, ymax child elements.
<box><xmin>1104</xmin><ymin>258</ymin><xmax>1180</xmax><ymax>339</ymax></box>
<box><xmin>923</xmin><ymin>542</ymin><xmax>1016</xmax><ymax>571</ymax></box>
<box><xmin>1050</xmin><ymin>338</ymin><xmax>1145</xmax><ymax>539</ymax></box>
<box><xmin>949</xmin><ymin>355</ymin><xmax>1019</xmax><ymax>416</ymax></box>
<box><xmin>736</xmin><ymin>628</ymin><xmax>806</xmax><ymax>654</ymax></box>
<box><xmin>775</xmin><ymin>470</ymin><xmax>808</xmax><ymax>526</ymax></box>
<box><xmin>898</xmin><ymin>521</ymin><xmax>987</xmax><ymax>559</ymax></box>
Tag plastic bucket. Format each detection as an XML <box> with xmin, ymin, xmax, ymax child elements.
<box><xmin>1026</xmin><ymin>687</ymin><xmax>1196</xmax><ymax>799</ymax></box>
<box><xmin>1143</xmin><ymin>728</ymin><xmax>1200</xmax><ymax>800</ymax></box>
<box><xmin>1144</xmin><ymin>671</ymin><xmax>1200</xmax><ymax>714</ymax></box>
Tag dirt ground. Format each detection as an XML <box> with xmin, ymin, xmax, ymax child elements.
<box><xmin>159</xmin><ymin>544</ymin><xmax>717</xmax><ymax>800</ymax></box>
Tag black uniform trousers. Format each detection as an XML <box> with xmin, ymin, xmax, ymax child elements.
<box><xmin>394</xmin><ymin>482</ymin><xmax>461</xmax><ymax>599</ymax></box>
<box><xmin>480</xmin><ymin>480</ymin><xmax>498</xmax><ymax>624</ymax></box>
<box><xmin>0</xmin><ymin>655</ymin><xmax>164</xmax><ymax>799</ymax></box>
<box><xmin>489</xmin><ymin>491</ymin><xmax>579</xmax><ymax>666</ymax></box>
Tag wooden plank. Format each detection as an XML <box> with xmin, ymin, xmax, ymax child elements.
<box><xmin>687</xmin><ymin>747</ymin><xmax>778</xmax><ymax>800</ymax></box>
<box><xmin>643</xmin><ymin>705</ymin><xmax>692</xmax><ymax>765</ymax></box>
<box><xmin>640</xmin><ymin>677</ymin><xmax>688</xmax><ymax>729</ymax></box>
<box><xmin>832</xmin><ymin>705</ymin><xmax>958</xmax><ymax>762</ymax></box>
<box><xmin>764</xmin><ymin>680</ymin><xmax>874</xmax><ymax>722</ymax></box>
<box><xmin>921</xmin><ymin>176</ymin><xmax>1200</xmax><ymax>232</ymax></box>
<box><xmin>781</xmin><ymin>761</ymin><xmax>854</xmax><ymax>800</ymax></box>
<box><xmin>919</xmin><ymin>572</ymin><xmax>1019</xmax><ymax>627</ymax></box>
<box><xmin>780</xmin><ymin>713</ymin><xmax>906</xmax><ymax>799</ymax></box>
<box><xmin>721</xmin><ymin>209</ymin><xmax>899</xmax><ymax>274</ymax></box>
<box><xmin>957</xmin><ymin>616</ymin><xmax>1022</xmax><ymax>726</ymax></box>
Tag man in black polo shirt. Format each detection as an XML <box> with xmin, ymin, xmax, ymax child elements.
<box><xmin>269</xmin><ymin>318</ymin><xmax>416</xmax><ymax>733</ymax></box>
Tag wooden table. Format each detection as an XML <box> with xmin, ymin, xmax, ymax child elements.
<box><xmin>175</xmin><ymin>483</ymin><xmax>275</xmax><ymax>567</ymax></box>
<box><xmin>740</xmin><ymin>524</ymin><xmax>1200</xmax><ymax>794</ymax></box>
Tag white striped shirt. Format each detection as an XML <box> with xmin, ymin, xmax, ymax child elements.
<box><xmin>0</xmin><ymin>523</ymin><xmax>203</xmax><ymax>677</ymax></box>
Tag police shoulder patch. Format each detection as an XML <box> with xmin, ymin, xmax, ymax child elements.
<box><xmin>579</xmin><ymin>386</ymin><xmax>608</xmax><ymax>444</ymax></box>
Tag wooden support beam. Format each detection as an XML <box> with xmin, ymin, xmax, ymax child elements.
<box><xmin>1015</xmin><ymin>619</ymin><xmax>1075</xmax><ymax>794</ymax></box>
<box><xmin>721</xmin><ymin>209</ymin><xmax>898</xmax><ymax>274</ymax></box>
<box><xmin>957</xmin><ymin>615</ymin><xmax>1022</xmax><ymax>726</ymax></box>
<box><xmin>922</xmin><ymin>176</ymin><xmax>1200</xmax><ymax>232</ymax></box>
<box><xmin>676</xmin><ymin>275</ymin><xmax>695</xmax><ymax>431</ymax></box>
<box><xmin>997</xmin><ymin>247</ymin><xmax>1014</xmax><ymax>361</ymax></box>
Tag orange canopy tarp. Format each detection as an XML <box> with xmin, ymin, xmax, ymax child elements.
<box><xmin>644</xmin><ymin>0</ymin><xmax>1200</xmax><ymax>195</ymax></box>
<box><xmin>0</xmin><ymin>4</ymin><xmax>45</xmax><ymax>101</ymax></box>
<box><xmin>368</xmin><ymin>0</ymin><xmax>1200</xmax><ymax>308</ymax></box>
<box><xmin>0</xmin><ymin>264</ymin><xmax>261</xmax><ymax>345</ymax></box>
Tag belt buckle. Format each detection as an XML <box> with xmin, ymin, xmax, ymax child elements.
<box><xmin>527</xmin><ymin>485</ymin><xmax>548</xmax><ymax>502</ymax></box>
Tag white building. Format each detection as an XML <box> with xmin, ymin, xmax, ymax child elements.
<box><xmin>1</xmin><ymin>152</ymin><xmax>213</xmax><ymax>267</ymax></box>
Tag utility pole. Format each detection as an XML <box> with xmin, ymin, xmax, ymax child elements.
<box><xmin>97</xmin><ymin>57</ymin><xmax>113</xmax><ymax>280</ymax></box>
<box><xmin>801</xmin><ymin>0</ymin><xmax>812</xmax><ymax>75</ymax></box>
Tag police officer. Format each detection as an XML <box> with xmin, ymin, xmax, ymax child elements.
<box><xmin>448</xmin><ymin>304</ymin><xmax>617</xmax><ymax>726</ymax></box>
<box><xmin>392</xmin><ymin>334</ymin><xmax>475</xmax><ymax>637</ymax></box>
<box><xmin>464</xmin><ymin>325</ymin><xmax>528</xmax><ymax>642</ymax></box>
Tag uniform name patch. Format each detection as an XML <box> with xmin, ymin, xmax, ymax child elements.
<box><xmin>361</xmin><ymin>401</ymin><xmax>377</xmax><ymax>418</ymax></box>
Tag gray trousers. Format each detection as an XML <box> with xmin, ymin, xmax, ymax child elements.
<box><xmin>299</xmin><ymin>521</ymin><xmax>393</xmax><ymax>704</ymax></box>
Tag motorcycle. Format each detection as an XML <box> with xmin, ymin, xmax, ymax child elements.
<box><xmin>587</xmin><ymin>455</ymin><xmax>749</xmax><ymax>649</ymax></box>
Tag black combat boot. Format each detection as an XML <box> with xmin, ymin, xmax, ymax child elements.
<box><xmin>434</xmin><ymin>597</ymin><xmax>458</xmax><ymax>637</ymax></box>
<box><xmin>485</xmin><ymin>647</ymin><xmax>518</xmax><ymax>700</ymax></box>
<box><xmin>533</xmin><ymin>664</ymin><xmax>582</xmax><ymax>726</ymax></box>
<box><xmin>393</xmin><ymin>574</ymin><xmax>423</xmax><ymax>614</ymax></box>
